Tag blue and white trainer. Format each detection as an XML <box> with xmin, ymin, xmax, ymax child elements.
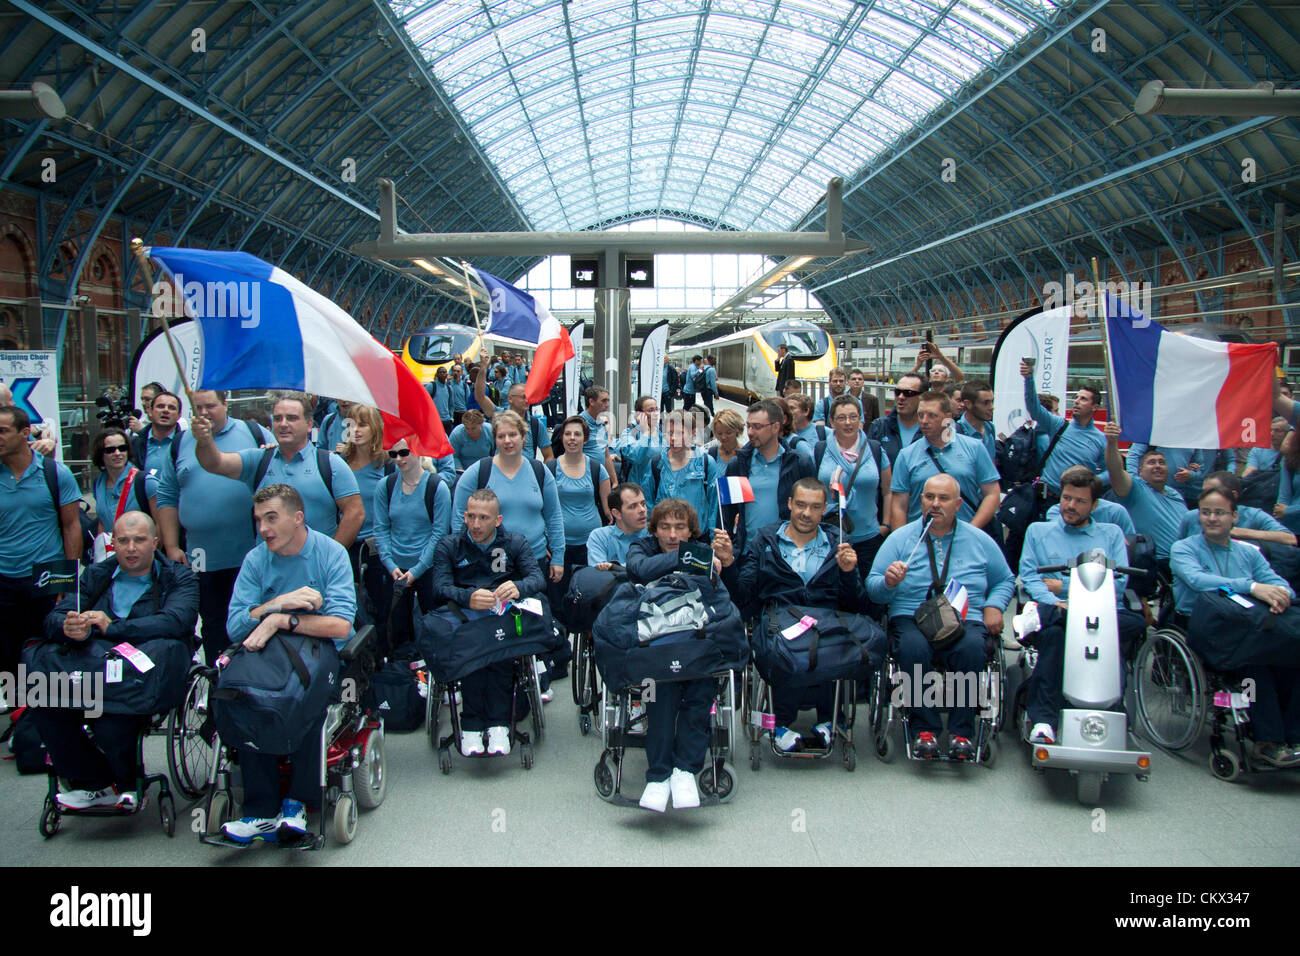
<box><xmin>221</xmin><ymin>816</ymin><xmax>279</xmax><ymax>843</ymax></box>
<box><xmin>773</xmin><ymin>726</ymin><xmax>802</xmax><ymax>752</ymax></box>
<box><xmin>278</xmin><ymin>798</ymin><xmax>308</xmax><ymax>837</ymax></box>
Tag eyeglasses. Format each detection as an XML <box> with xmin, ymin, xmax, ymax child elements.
<box><xmin>387</xmin><ymin>448</ymin><xmax>411</xmax><ymax>458</ymax></box>
<box><xmin>894</xmin><ymin>388</ymin><xmax>921</xmax><ymax>398</ymax></box>
<box><xmin>1198</xmin><ymin>509</ymin><xmax>1232</xmax><ymax>518</ymax></box>
<box><xmin>833</xmin><ymin>415</ymin><xmax>861</xmax><ymax>423</ymax></box>
<box><xmin>103</xmin><ymin>444</ymin><xmax>128</xmax><ymax>452</ymax></box>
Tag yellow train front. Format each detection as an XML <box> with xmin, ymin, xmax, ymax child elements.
<box><xmin>400</xmin><ymin>323</ymin><xmax>484</xmax><ymax>386</ymax></box>
<box><xmin>674</xmin><ymin>319</ymin><xmax>836</xmax><ymax>404</ymax></box>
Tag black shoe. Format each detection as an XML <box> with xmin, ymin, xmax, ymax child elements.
<box><xmin>913</xmin><ymin>731</ymin><xmax>939</xmax><ymax>758</ymax></box>
<box><xmin>949</xmin><ymin>735</ymin><xmax>975</xmax><ymax>760</ymax></box>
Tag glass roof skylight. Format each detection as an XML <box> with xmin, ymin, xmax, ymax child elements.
<box><xmin>392</xmin><ymin>0</ymin><xmax>1064</xmax><ymax>231</ymax></box>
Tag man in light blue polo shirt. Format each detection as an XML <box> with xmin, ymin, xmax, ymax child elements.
<box><xmin>1020</xmin><ymin>363</ymin><xmax>1107</xmax><ymax>495</ymax></box>
<box><xmin>954</xmin><ymin>379</ymin><xmax>997</xmax><ymax>466</ymax></box>
<box><xmin>221</xmin><ymin>483</ymin><xmax>356</xmax><ymax>844</ymax></box>
<box><xmin>156</xmin><ymin>388</ymin><xmax>274</xmax><ymax>664</ymax></box>
<box><xmin>132</xmin><ymin>389</ymin><xmax>183</xmax><ymax>477</ymax></box>
<box><xmin>0</xmin><ymin>404</ymin><xmax>83</xmax><ymax>684</ymax></box>
<box><xmin>580</xmin><ymin>385</ymin><xmax>617</xmax><ymax>482</ymax></box>
<box><xmin>448</xmin><ymin>364</ymin><xmax>469</xmax><ymax>420</ymax></box>
<box><xmin>1104</xmin><ymin>419</ymin><xmax>1189</xmax><ymax>568</ymax></box>
<box><xmin>448</xmin><ymin>411</ymin><xmax>494</xmax><ymax>472</ymax></box>
<box><xmin>890</xmin><ymin>390</ymin><xmax>1000</xmax><ymax>531</ymax></box>
<box><xmin>1018</xmin><ymin>466</ymin><xmax>1146</xmax><ymax>745</ymax></box>
<box><xmin>587</xmin><ymin>482</ymin><xmax>649</xmax><ymax>567</ymax></box>
<box><xmin>192</xmin><ymin>392</ymin><xmax>362</xmax><ymax>545</ymax></box>
<box><xmin>1124</xmin><ymin>443</ymin><xmax>1214</xmax><ymax>506</ymax></box>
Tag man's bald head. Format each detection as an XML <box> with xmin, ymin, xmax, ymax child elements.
<box><xmin>920</xmin><ymin>472</ymin><xmax>962</xmax><ymax>531</ymax></box>
<box><xmin>114</xmin><ymin>510</ymin><xmax>156</xmax><ymax>538</ymax></box>
<box><xmin>0</xmin><ymin>384</ymin><xmax>11</xmax><ymax>405</ymax></box>
<box><xmin>924</xmin><ymin>473</ymin><xmax>960</xmax><ymax>498</ymax></box>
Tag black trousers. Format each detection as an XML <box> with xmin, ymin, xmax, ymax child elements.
<box><xmin>198</xmin><ymin>567</ymin><xmax>240</xmax><ymax>665</ymax></box>
<box><xmin>389</xmin><ymin>570</ymin><xmax>435</xmax><ymax>657</ymax></box>
<box><xmin>644</xmin><ymin>678</ymin><xmax>713</xmax><ymax>783</ymax></box>
<box><xmin>461</xmin><ymin>659</ymin><xmax>516</xmax><ymax>731</ymax></box>
<box><xmin>237</xmin><ymin>714</ymin><xmax>325</xmax><ymax>818</ymax></box>
<box><xmin>29</xmin><ymin>709</ymin><xmax>144</xmax><ymax>792</ymax></box>
<box><xmin>349</xmin><ymin>540</ymin><xmax>393</xmax><ymax>654</ymax></box>
<box><xmin>773</xmin><ymin>682</ymin><xmax>835</xmax><ymax>727</ymax></box>
<box><xmin>0</xmin><ymin>574</ymin><xmax>54</xmax><ymax>684</ymax></box>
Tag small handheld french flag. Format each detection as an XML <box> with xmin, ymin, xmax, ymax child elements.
<box><xmin>943</xmin><ymin>578</ymin><xmax>970</xmax><ymax>620</ymax></box>
<box><xmin>717</xmin><ymin>476</ymin><xmax>755</xmax><ymax>505</ymax></box>
<box><xmin>830</xmin><ymin>465</ymin><xmax>846</xmax><ymax>506</ymax></box>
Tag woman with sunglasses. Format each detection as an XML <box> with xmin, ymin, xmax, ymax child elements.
<box><xmin>375</xmin><ymin>437</ymin><xmax>451</xmax><ymax>653</ymax></box>
<box><xmin>341</xmin><ymin>405</ymin><xmax>394</xmax><ymax>647</ymax></box>
<box><xmin>90</xmin><ymin>428</ymin><xmax>157</xmax><ymax>543</ymax></box>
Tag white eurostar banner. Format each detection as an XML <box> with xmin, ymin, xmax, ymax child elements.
<box><xmin>990</xmin><ymin>305</ymin><xmax>1072</xmax><ymax>438</ymax></box>
<box><xmin>639</xmin><ymin>321</ymin><xmax>669</xmax><ymax>406</ymax></box>
<box><xmin>564</xmin><ymin>319</ymin><xmax>585</xmax><ymax>417</ymax></box>
<box><xmin>129</xmin><ymin>319</ymin><xmax>203</xmax><ymax>420</ymax></box>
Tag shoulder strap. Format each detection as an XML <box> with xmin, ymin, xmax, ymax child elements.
<box><xmin>924</xmin><ymin>526</ymin><xmax>956</xmax><ymax>597</ymax></box>
<box><xmin>129</xmin><ymin>468</ymin><xmax>150</xmax><ymax>513</ymax></box>
<box><xmin>814</xmin><ymin>440</ymin><xmax>826</xmax><ymax>465</ymax></box>
<box><xmin>253</xmin><ymin>447</ymin><xmax>275</xmax><ymax>488</ymax></box>
<box><xmin>531</xmin><ymin>415</ymin><xmax>541</xmax><ymax>452</ymax></box>
<box><xmin>383</xmin><ymin>459</ymin><xmax>396</xmax><ymax>477</ymax></box>
<box><xmin>171</xmin><ymin>428</ymin><xmax>184</xmax><ymax>465</ymax></box>
<box><xmin>476</xmin><ymin>458</ymin><xmax>493</xmax><ymax>491</ymax></box>
<box><xmin>545</xmin><ymin>458</ymin><xmax>558</xmax><ymax>478</ymax></box>
<box><xmin>1040</xmin><ymin>421</ymin><xmax>1069</xmax><ymax>470</ymax></box>
<box><xmin>589</xmin><ymin>458</ymin><xmax>602</xmax><ymax>517</ymax></box>
<box><xmin>423</xmin><ymin>471</ymin><xmax>440</xmax><ymax>523</ymax></box>
<box><xmin>870</xmin><ymin>438</ymin><xmax>885</xmax><ymax>517</ymax></box>
<box><xmin>245</xmin><ymin>419</ymin><xmax>260</xmax><ymax>447</ymax></box>
<box><xmin>41</xmin><ymin>455</ymin><xmax>62</xmax><ymax>535</ymax></box>
<box><xmin>385</xmin><ymin>471</ymin><xmax>398</xmax><ymax>509</ymax></box>
<box><xmin>316</xmin><ymin>448</ymin><xmax>335</xmax><ymax>498</ymax></box>
<box><xmin>529</xmin><ymin>457</ymin><xmax>546</xmax><ymax>493</ymax></box>
<box><xmin>925</xmin><ymin>445</ymin><xmax>981</xmax><ymax>514</ymax></box>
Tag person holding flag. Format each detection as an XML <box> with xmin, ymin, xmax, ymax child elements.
<box><xmin>868</xmin><ymin>474</ymin><xmax>1014</xmax><ymax>760</ymax></box>
<box><xmin>812</xmin><ymin>394</ymin><xmax>892</xmax><ymax>579</ymax></box>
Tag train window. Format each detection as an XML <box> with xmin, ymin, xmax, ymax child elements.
<box><xmin>717</xmin><ymin>345</ymin><xmax>744</xmax><ymax>380</ymax></box>
<box><xmin>760</xmin><ymin>326</ymin><xmax>828</xmax><ymax>357</ymax></box>
<box><xmin>407</xmin><ymin>330</ymin><xmax>476</xmax><ymax>363</ymax></box>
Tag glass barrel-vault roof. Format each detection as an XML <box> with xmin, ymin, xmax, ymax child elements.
<box><xmin>392</xmin><ymin>0</ymin><xmax>1062</xmax><ymax>232</ymax></box>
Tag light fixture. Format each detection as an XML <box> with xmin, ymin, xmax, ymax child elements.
<box><xmin>1135</xmin><ymin>81</ymin><xmax>1300</xmax><ymax>117</ymax></box>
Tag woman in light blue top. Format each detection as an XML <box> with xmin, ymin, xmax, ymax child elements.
<box><xmin>90</xmin><ymin>427</ymin><xmax>157</xmax><ymax>538</ymax></box>
<box><xmin>374</xmin><ymin>437</ymin><xmax>451</xmax><ymax>654</ymax></box>
<box><xmin>451</xmin><ymin>410</ymin><xmax>565</xmax><ymax>580</ymax></box>
<box><xmin>1274</xmin><ymin>430</ymin><xmax>1300</xmax><ymax>535</ymax></box>
<box><xmin>549</xmin><ymin>416</ymin><xmax>610</xmax><ymax>629</ymax></box>
<box><xmin>341</xmin><ymin>406</ymin><xmax>394</xmax><ymax>649</ymax></box>
<box><xmin>651</xmin><ymin>411</ymin><xmax>721</xmax><ymax>532</ymax></box>
<box><xmin>814</xmin><ymin>394</ymin><xmax>892</xmax><ymax>577</ymax></box>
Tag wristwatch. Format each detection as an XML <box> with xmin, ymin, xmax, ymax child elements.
<box><xmin>288</xmin><ymin>614</ymin><xmax>300</xmax><ymax>632</ymax></box>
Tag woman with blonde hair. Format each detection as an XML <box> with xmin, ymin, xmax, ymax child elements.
<box><xmin>341</xmin><ymin>405</ymin><xmax>394</xmax><ymax>650</ymax></box>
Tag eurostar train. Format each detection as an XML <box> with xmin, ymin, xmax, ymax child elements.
<box><xmin>399</xmin><ymin>323</ymin><xmax>485</xmax><ymax>386</ymax></box>
<box><xmin>669</xmin><ymin>318</ymin><xmax>838</xmax><ymax>403</ymax></box>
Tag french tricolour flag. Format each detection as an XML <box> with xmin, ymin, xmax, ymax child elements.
<box><xmin>717</xmin><ymin>476</ymin><xmax>755</xmax><ymax>506</ymax></box>
<box><xmin>943</xmin><ymin>578</ymin><xmax>969</xmax><ymax>620</ymax></box>
<box><xmin>1105</xmin><ymin>294</ymin><xmax>1278</xmax><ymax>448</ymax></box>
<box><xmin>148</xmin><ymin>247</ymin><xmax>451</xmax><ymax>458</ymax></box>
<box><xmin>474</xmin><ymin>269</ymin><xmax>574</xmax><ymax>406</ymax></box>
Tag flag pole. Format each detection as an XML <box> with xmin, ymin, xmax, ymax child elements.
<box><xmin>129</xmin><ymin>238</ymin><xmax>196</xmax><ymax>408</ymax></box>
<box><xmin>1093</xmin><ymin>257</ymin><xmax>1117</xmax><ymax>420</ymax></box>
<box><xmin>460</xmin><ymin>260</ymin><xmax>483</xmax><ymax>334</ymax></box>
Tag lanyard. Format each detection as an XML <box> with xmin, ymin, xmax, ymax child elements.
<box><xmin>924</xmin><ymin>527</ymin><xmax>956</xmax><ymax>598</ymax></box>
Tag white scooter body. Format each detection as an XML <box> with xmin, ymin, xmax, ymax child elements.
<box><xmin>1023</xmin><ymin>549</ymin><xmax>1152</xmax><ymax>803</ymax></box>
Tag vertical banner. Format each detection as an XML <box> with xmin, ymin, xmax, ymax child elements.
<box><xmin>639</xmin><ymin>321</ymin><xmax>669</xmax><ymax>405</ymax></box>
<box><xmin>129</xmin><ymin>319</ymin><xmax>203</xmax><ymax>420</ymax></box>
<box><xmin>990</xmin><ymin>305</ymin><xmax>1072</xmax><ymax>438</ymax></box>
<box><xmin>564</xmin><ymin>319</ymin><xmax>585</xmax><ymax>417</ymax></box>
<box><xmin>0</xmin><ymin>350</ymin><xmax>63</xmax><ymax>458</ymax></box>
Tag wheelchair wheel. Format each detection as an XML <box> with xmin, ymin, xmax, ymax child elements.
<box><xmin>1134</xmin><ymin>629</ymin><xmax>1206</xmax><ymax>751</ymax></box>
<box><xmin>1210</xmin><ymin>749</ymin><xmax>1243</xmax><ymax>782</ymax></box>
<box><xmin>572</xmin><ymin>633</ymin><xmax>596</xmax><ymax>708</ymax></box>
<box><xmin>333</xmin><ymin>793</ymin><xmax>358</xmax><ymax>845</ymax></box>
<box><xmin>697</xmin><ymin>759</ymin><xmax>735</xmax><ymax>802</ymax></box>
<box><xmin>527</xmin><ymin>658</ymin><xmax>545</xmax><ymax>743</ymax></box>
<box><xmin>205</xmin><ymin>791</ymin><xmax>232</xmax><ymax>835</ymax></box>
<box><xmin>167</xmin><ymin>668</ymin><xmax>216</xmax><ymax>799</ymax></box>
<box><xmin>353</xmin><ymin>728</ymin><xmax>387</xmax><ymax>809</ymax></box>
<box><xmin>39</xmin><ymin>797</ymin><xmax>60</xmax><ymax>838</ymax></box>
<box><xmin>427</xmin><ymin>684</ymin><xmax>444</xmax><ymax>751</ymax></box>
<box><xmin>594</xmin><ymin>755</ymin><xmax>615</xmax><ymax>801</ymax></box>
<box><xmin>159</xmin><ymin>791</ymin><xmax>176</xmax><ymax>838</ymax></box>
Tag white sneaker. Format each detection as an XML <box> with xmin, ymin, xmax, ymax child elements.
<box><xmin>540</xmin><ymin>686</ymin><xmax>554</xmax><ymax>703</ymax></box>
<box><xmin>639</xmin><ymin>780</ymin><xmax>670</xmax><ymax>813</ymax></box>
<box><xmin>669</xmin><ymin>768</ymin><xmax>700</xmax><ymax>809</ymax></box>
<box><xmin>222</xmin><ymin>815</ymin><xmax>279</xmax><ymax>844</ymax></box>
<box><xmin>627</xmin><ymin>698</ymin><xmax>648</xmax><ymax>735</ymax></box>
<box><xmin>813</xmin><ymin>721</ymin><xmax>834</xmax><ymax>748</ymax></box>
<box><xmin>1029</xmin><ymin>723</ymin><xmax>1057</xmax><ymax>745</ymax></box>
<box><xmin>1013</xmin><ymin>602</ymin><xmax>1041</xmax><ymax>640</ymax></box>
<box><xmin>460</xmin><ymin>731</ymin><xmax>485</xmax><ymax>756</ymax></box>
<box><xmin>486</xmin><ymin>726</ymin><xmax>511</xmax><ymax>755</ymax></box>
<box><xmin>56</xmin><ymin>787</ymin><xmax>122</xmax><ymax>810</ymax></box>
<box><xmin>773</xmin><ymin>726</ymin><xmax>802</xmax><ymax>752</ymax></box>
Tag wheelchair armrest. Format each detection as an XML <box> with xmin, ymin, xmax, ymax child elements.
<box><xmin>340</xmin><ymin>624</ymin><xmax>376</xmax><ymax>663</ymax></box>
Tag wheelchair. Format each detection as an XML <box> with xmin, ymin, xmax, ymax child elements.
<box><xmin>199</xmin><ymin>625</ymin><xmax>386</xmax><ymax>849</ymax></box>
<box><xmin>742</xmin><ymin>663</ymin><xmax>858</xmax><ymax>771</ymax></box>
<box><xmin>1132</xmin><ymin>616</ymin><xmax>1295</xmax><ymax>781</ymax></box>
<box><xmin>426</xmin><ymin>651</ymin><xmax>545</xmax><ymax>772</ymax></box>
<box><xmin>571</xmin><ymin>629</ymin><xmax>601</xmax><ymax>735</ymax></box>
<box><xmin>593</xmin><ymin>670</ymin><xmax>738</xmax><ymax>807</ymax></box>
<box><xmin>869</xmin><ymin>625</ymin><xmax>1005</xmax><ymax>766</ymax></box>
<box><xmin>38</xmin><ymin>717</ymin><xmax>179</xmax><ymax>839</ymax></box>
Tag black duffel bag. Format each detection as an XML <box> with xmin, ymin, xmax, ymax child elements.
<box><xmin>22</xmin><ymin>636</ymin><xmax>192</xmax><ymax>716</ymax></box>
<box><xmin>416</xmin><ymin>601</ymin><xmax>563</xmax><ymax>684</ymax></box>
<box><xmin>563</xmin><ymin>565</ymin><xmax>626</xmax><ymax>634</ymax></box>
<box><xmin>1186</xmin><ymin>590</ymin><xmax>1300</xmax><ymax>672</ymax></box>
<box><xmin>213</xmin><ymin>633</ymin><xmax>340</xmax><ymax>754</ymax></box>
<box><xmin>363</xmin><ymin>657</ymin><xmax>426</xmax><ymax>732</ymax></box>
<box><xmin>592</xmin><ymin>573</ymin><xmax>748</xmax><ymax>690</ymax></box>
<box><xmin>753</xmin><ymin>603</ymin><xmax>886</xmax><ymax>689</ymax></box>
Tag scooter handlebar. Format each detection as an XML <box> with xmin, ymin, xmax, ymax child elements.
<box><xmin>1035</xmin><ymin>564</ymin><xmax>1068</xmax><ymax>574</ymax></box>
<box><xmin>1116</xmin><ymin>566</ymin><xmax>1149</xmax><ymax>576</ymax></box>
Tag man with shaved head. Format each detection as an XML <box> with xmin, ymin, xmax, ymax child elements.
<box><xmin>869</xmin><ymin>474</ymin><xmax>1014</xmax><ymax>760</ymax></box>
<box><xmin>31</xmin><ymin>509</ymin><xmax>198</xmax><ymax>811</ymax></box>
